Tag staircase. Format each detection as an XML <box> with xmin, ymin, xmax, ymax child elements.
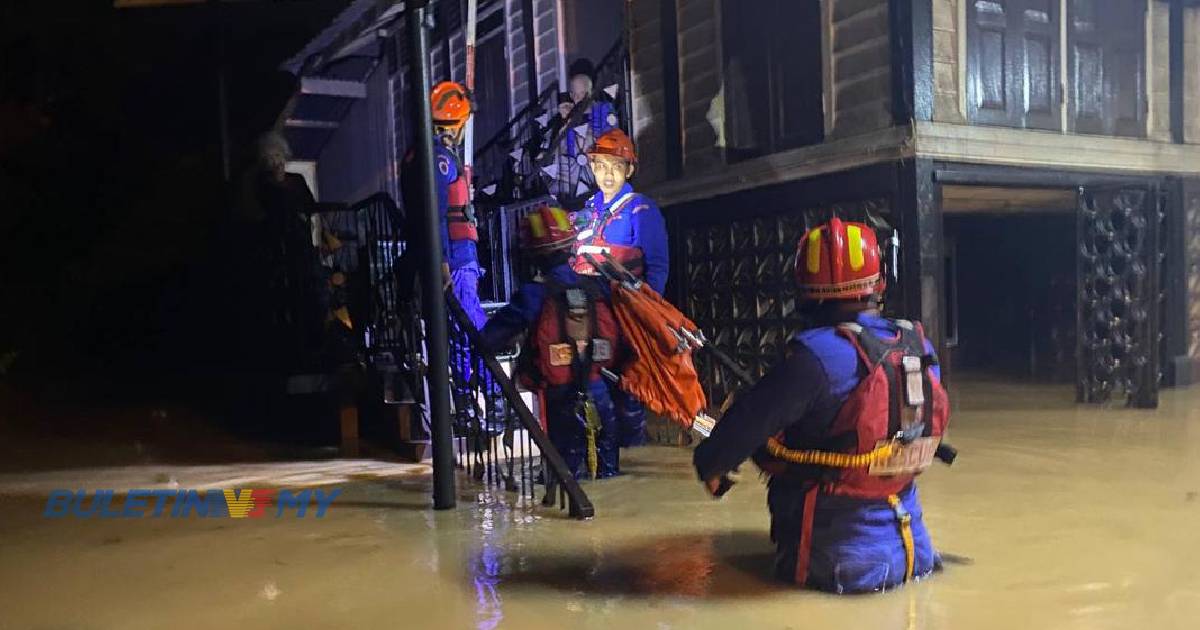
<box><xmin>471</xmin><ymin>38</ymin><xmax>632</xmax><ymax>211</ymax></box>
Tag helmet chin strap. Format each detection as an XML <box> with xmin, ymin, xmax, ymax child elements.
<box><xmin>435</xmin><ymin>126</ymin><xmax>464</xmax><ymax>145</ymax></box>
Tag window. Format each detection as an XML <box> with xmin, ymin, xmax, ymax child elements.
<box><xmin>967</xmin><ymin>0</ymin><xmax>1060</xmax><ymax>129</ymax></box>
<box><xmin>967</xmin><ymin>0</ymin><xmax>1147</xmax><ymax>136</ymax></box>
<box><xmin>1068</xmin><ymin>0</ymin><xmax>1146</xmax><ymax>137</ymax></box>
<box><xmin>720</xmin><ymin>0</ymin><xmax>823</xmax><ymax>161</ymax></box>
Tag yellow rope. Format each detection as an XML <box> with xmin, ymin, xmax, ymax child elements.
<box><xmin>764</xmin><ymin>437</ymin><xmax>900</xmax><ymax>468</ymax></box>
<box><xmin>888</xmin><ymin>494</ymin><xmax>916</xmax><ymax>582</ymax></box>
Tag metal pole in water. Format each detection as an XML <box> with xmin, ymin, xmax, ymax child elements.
<box><xmin>408</xmin><ymin>0</ymin><xmax>456</xmax><ymax>510</ymax></box>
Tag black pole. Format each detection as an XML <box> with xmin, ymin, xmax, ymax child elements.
<box><xmin>408</xmin><ymin>1</ymin><xmax>457</xmax><ymax>510</ymax></box>
<box><xmin>210</xmin><ymin>0</ymin><xmax>231</xmax><ymax>182</ymax></box>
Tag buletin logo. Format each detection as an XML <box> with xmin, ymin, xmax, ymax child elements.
<box><xmin>43</xmin><ymin>488</ymin><xmax>340</xmax><ymax>519</ymax></box>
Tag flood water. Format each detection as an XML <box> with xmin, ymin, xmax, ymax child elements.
<box><xmin>1</xmin><ymin>379</ymin><xmax>1198</xmax><ymax>629</ymax></box>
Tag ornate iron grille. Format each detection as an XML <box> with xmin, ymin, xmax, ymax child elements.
<box><xmin>1186</xmin><ymin>189</ymin><xmax>1200</xmax><ymax>360</ymax></box>
<box><xmin>1076</xmin><ymin>186</ymin><xmax>1163</xmax><ymax>408</ymax></box>
<box><xmin>682</xmin><ymin>200</ymin><xmax>892</xmax><ymax>408</ymax></box>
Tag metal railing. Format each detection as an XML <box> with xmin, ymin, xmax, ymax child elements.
<box><xmin>445</xmin><ymin>291</ymin><xmax>594</xmax><ymax>518</ymax></box>
<box><xmin>471</xmin><ymin>37</ymin><xmax>633</xmax><ymax>208</ymax></box>
<box><xmin>344</xmin><ymin>190</ymin><xmax>593</xmax><ymax>517</ymax></box>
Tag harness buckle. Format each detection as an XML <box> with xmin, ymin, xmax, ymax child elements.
<box><xmin>901</xmin><ymin>354</ymin><xmax>925</xmax><ymax>407</ymax></box>
<box><xmin>887</xmin><ymin>495</ymin><xmax>911</xmax><ymax>524</ymax></box>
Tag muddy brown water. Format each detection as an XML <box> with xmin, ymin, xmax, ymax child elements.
<box><xmin>0</xmin><ymin>380</ymin><xmax>1197</xmax><ymax>629</ymax></box>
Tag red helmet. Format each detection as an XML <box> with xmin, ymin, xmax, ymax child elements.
<box><xmin>587</xmin><ymin>128</ymin><xmax>637</xmax><ymax>164</ymax></box>
<box><xmin>431</xmin><ymin>81</ymin><xmax>471</xmax><ymax>131</ymax></box>
<box><xmin>520</xmin><ymin>205</ymin><xmax>577</xmax><ymax>254</ymax></box>
<box><xmin>794</xmin><ymin>218</ymin><xmax>884</xmax><ymax>300</ymax></box>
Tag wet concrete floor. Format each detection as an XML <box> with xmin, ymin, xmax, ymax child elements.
<box><xmin>1</xmin><ymin>379</ymin><xmax>1198</xmax><ymax>629</ymax></box>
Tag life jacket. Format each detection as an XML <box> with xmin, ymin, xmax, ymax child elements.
<box><xmin>758</xmin><ymin>319</ymin><xmax>950</xmax><ymax>500</ymax></box>
<box><xmin>571</xmin><ymin>192</ymin><xmax>644</xmax><ymax>278</ymax></box>
<box><xmin>444</xmin><ymin>151</ymin><xmax>477</xmax><ymax>242</ymax></box>
<box><xmin>523</xmin><ymin>277</ymin><xmax>620</xmax><ymax>389</ymax></box>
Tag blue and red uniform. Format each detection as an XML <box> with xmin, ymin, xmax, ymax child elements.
<box><xmin>572</xmin><ymin>183</ymin><xmax>669</xmax><ymax>447</ymax></box>
<box><xmin>481</xmin><ymin>263</ymin><xmax>620</xmax><ymax>478</ymax></box>
<box><xmin>432</xmin><ymin>145</ymin><xmax>487</xmax><ymax>328</ymax></box>
<box><xmin>573</xmin><ymin>183</ymin><xmax>669</xmax><ymax>295</ymax></box>
<box><xmin>694</xmin><ymin>313</ymin><xmax>946</xmax><ymax>593</ymax></box>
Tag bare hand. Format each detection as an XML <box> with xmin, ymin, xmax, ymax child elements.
<box><xmin>703</xmin><ymin>474</ymin><xmax>736</xmax><ymax>499</ymax></box>
<box><xmin>442</xmin><ymin>263</ymin><xmax>452</xmax><ymax>291</ymax></box>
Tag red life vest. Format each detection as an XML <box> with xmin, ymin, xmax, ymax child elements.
<box><xmin>445</xmin><ymin>153</ymin><xmax>477</xmax><ymax>242</ymax></box>
<box><xmin>759</xmin><ymin>319</ymin><xmax>950</xmax><ymax>500</ymax></box>
<box><xmin>523</xmin><ymin>278</ymin><xmax>621</xmax><ymax>388</ymax></box>
<box><xmin>571</xmin><ymin>193</ymin><xmax>644</xmax><ymax>278</ymax></box>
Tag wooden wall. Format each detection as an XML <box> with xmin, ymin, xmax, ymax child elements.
<box><xmin>676</xmin><ymin>0</ymin><xmax>722</xmax><ymax>175</ymax></box>
<box><xmin>932</xmin><ymin>0</ymin><xmax>964</xmax><ymax>123</ymax></box>
<box><xmin>827</xmin><ymin>0</ymin><xmax>893</xmax><ymax>138</ymax></box>
<box><xmin>628</xmin><ymin>0</ymin><xmax>668</xmax><ymax>186</ymax></box>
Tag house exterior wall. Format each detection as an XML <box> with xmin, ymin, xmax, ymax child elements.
<box><xmin>628</xmin><ymin>0</ymin><xmax>668</xmax><ymax>187</ymax></box>
<box><xmin>917</xmin><ymin>0</ymin><xmax>1200</xmax><ymax>173</ymax></box>
<box><xmin>505</xmin><ymin>0</ymin><xmax>534</xmax><ymax>116</ymax></box>
<box><xmin>630</xmin><ymin>0</ymin><xmax>895</xmax><ymax>191</ymax></box>
<box><xmin>532</xmin><ymin>0</ymin><xmax>561</xmax><ymax>94</ymax></box>
<box><xmin>931</xmin><ymin>0</ymin><xmax>964</xmax><ymax>123</ymax></box>
<box><xmin>676</xmin><ymin>0</ymin><xmax>721</xmax><ymax>175</ymax></box>
<box><xmin>318</xmin><ymin>64</ymin><xmax>396</xmax><ymax>204</ymax></box>
<box><xmin>828</xmin><ymin>0</ymin><xmax>893</xmax><ymax>138</ymax></box>
<box><xmin>1186</xmin><ymin>7</ymin><xmax>1200</xmax><ymax>143</ymax></box>
<box><xmin>1149</xmin><ymin>0</ymin><xmax>1171</xmax><ymax>142</ymax></box>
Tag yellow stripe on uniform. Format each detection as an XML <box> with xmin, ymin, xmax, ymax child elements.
<box><xmin>806</xmin><ymin>229</ymin><xmax>823</xmax><ymax>274</ymax></box>
<box><xmin>847</xmin><ymin>224</ymin><xmax>865</xmax><ymax>271</ymax></box>
<box><xmin>528</xmin><ymin>213</ymin><xmax>546</xmax><ymax>238</ymax></box>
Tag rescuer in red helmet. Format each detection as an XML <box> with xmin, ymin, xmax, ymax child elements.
<box><xmin>481</xmin><ymin>206</ymin><xmax>622</xmax><ymax>479</ymax></box>
<box><xmin>692</xmin><ymin>217</ymin><xmax>952</xmax><ymax>593</ymax></box>
<box><xmin>571</xmin><ymin>128</ymin><xmax>667</xmax><ymax>449</ymax></box>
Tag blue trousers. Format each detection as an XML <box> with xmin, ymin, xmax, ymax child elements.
<box><xmin>450</xmin><ymin>262</ymin><xmax>490</xmax><ymax>386</ymax></box>
<box><xmin>609</xmin><ymin>384</ymin><xmax>647</xmax><ymax>447</ymax></box>
<box><xmin>544</xmin><ymin>379</ymin><xmax>619</xmax><ymax>479</ymax></box>
<box><xmin>768</xmin><ymin>482</ymin><xmax>939</xmax><ymax>593</ymax></box>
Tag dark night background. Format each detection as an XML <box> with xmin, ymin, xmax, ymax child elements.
<box><xmin>0</xmin><ymin>1</ymin><xmax>350</xmax><ymax>399</ymax></box>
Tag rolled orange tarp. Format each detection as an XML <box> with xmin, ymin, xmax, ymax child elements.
<box><xmin>609</xmin><ymin>281</ymin><xmax>707</xmax><ymax>428</ymax></box>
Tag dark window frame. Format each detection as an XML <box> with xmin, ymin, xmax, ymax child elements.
<box><xmin>719</xmin><ymin>0</ymin><xmax>824</xmax><ymax>163</ymax></box>
<box><xmin>966</xmin><ymin>0</ymin><xmax>1149</xmax><ymax>137</ymax></box>
<box><xmin>1066</xmin><ymin>0</ymin><xmax>1147</xmax><ymax>137</ymax></box>
<box><xmin>966</xmin><ymin>0</ymin><xmax>1062</xmax><ymax>130</ymax></box>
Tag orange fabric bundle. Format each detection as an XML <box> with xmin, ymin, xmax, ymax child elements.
<box><xmin>609</xmin><ymin>281</ymin><xmax>707</xmax><ymax>428</ymax></box>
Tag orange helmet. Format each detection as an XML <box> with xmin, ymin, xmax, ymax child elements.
<box><xmin>520</xmin><ymin>205</ymin><xmax>577</xmax><ymax>254</ymax></box>
<box><xmin>587</xmin><ymin>128</ymin><xmax>637</xmax><ymax>164</ymax></box>
<box><xmin>794</xmin><ymin>218</ymin><xmax>884</xmax><ymax>300</ymax></box>
<box><xmin>431</xmin><ymin>81</ymin><xmax>471</xmax><ymax>131</ymax></box>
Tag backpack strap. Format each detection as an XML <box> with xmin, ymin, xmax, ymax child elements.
<box><xmin>837</xmin><ymin>320</ymin><xmax>904</xmax><ymax>438</ymax></box>
<box><xmin>899</xmin><ymin>321</ymin><xmax>938</xmax><ymax>438</ymax></box>
<box><xmin>836</xmin><ymin>321</ymin><xmax>900</xmax><ymax>370</ymax></box>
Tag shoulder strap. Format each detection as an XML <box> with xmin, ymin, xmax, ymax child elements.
<box><xmin>594</xmin><ymin>192</ymin><xmax>637</xmax><ymax>236</ymax></box>
<box><xmin>836</xmin><ymin>321</ymin><xmax>898</xmax><ymax>368</ymax></box>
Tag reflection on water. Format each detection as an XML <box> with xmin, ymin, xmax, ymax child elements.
<box><xmin>1</xmin><ymin>380</ymin><xmax>1199</xmax><ymax>629</ymax></box>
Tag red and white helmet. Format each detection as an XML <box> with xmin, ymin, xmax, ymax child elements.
<box><xmin>794</xmin><ymin>218</ymin><xmax>884</xmax><ymax>300</ymax></box>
